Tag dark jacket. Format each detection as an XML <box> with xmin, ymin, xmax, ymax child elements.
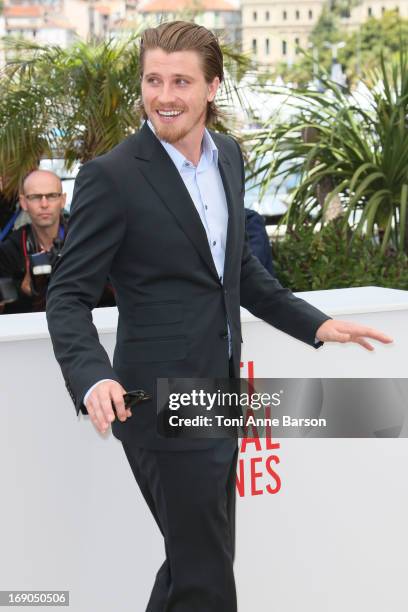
<box><xmin>46</xmin><ymin>123</ymin><xmax>330</xmax><ymax>450</ymax></box>
<box><xmin>245</xmin><ymin>208</ymin><xmax>275</xmax><ymax>276</ymax></box>
<box><xmin>0</xmin><ymin>223</ymin><xmax>51</xmax><ymax>313</ymax></box>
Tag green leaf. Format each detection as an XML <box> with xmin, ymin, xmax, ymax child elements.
<box><xmin>399</xmin><ymin>184</ymin><xmax>408</xmax><ymax>251</ymax></box>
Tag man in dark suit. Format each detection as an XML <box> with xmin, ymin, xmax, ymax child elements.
<box><xmin>46</xmin><ymin>21</ymin><xmax>392</xmax><ymax>612</ymax></box>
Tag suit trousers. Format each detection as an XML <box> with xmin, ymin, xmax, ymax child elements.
<box><xmin>122</xmin><ymin>360</ymin><xmax>239</xmax><ymax>611</ymax></box>
<box><xmin>122</xmin><ymin>438</ymin><xmax>239</xmax><ymax>612</ymax></box>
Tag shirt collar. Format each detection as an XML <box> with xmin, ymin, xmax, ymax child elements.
<box><xmin>146</xmin><ymin>119</ymin><xmax>218</xmax><ymax>172</ymax></box>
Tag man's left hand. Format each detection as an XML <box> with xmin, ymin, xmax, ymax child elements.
<box><xmin>316</xmin><ymin>319</ymin><xmax>394</xmax><ymax>351</ymax></box>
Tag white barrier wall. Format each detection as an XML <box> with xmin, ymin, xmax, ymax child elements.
<box><xmin>1</xmin><ymin>286</ymin><xmax>408</xmax><ymax>612</ymax></box>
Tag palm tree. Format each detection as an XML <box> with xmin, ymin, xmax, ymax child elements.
<box><xmin>247</xmin><ymin>49</ymin><xmax>408</xmax><ymax>254</ymax></box>
<box><xmin>0</xmin><ymin>34</ymin><xmax>143</xmax><ymax>199</ymax></box>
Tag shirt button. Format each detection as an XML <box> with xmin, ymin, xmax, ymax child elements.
<box><xmin>205</xmin><ymin>205</ymin><xmax>208</xmax><ymax>210</ymax></box>
<box><xmin>212</xmin><ymin>241</ymin><xmax>216</xmax><ymax>246</ymax></box>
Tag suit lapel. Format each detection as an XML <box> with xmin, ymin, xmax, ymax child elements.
<box><xmin>216</xmin><ymin>145</ymin><xmax>238</xmax><ymax>284</ymax></box>
<box><xmin>132</xmin><ymin>123</ymin><xmax>238</xmax><ymax>283</ymax></box>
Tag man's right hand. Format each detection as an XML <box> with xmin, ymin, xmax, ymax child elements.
<box><xmin>84</xmin><ymin>380</ymin><xmax>131</xmax><ymax>434</ymax></box>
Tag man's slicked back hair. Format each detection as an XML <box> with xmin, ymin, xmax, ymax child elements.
<box><xmin>139</xmin><ymin>21</ymin><xmax>224</xmax><ymax>125</ymax></box>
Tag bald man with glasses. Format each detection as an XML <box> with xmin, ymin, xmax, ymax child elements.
<box><xmin>0</xmin><ymin>169</ymin><xmax>118</xmax><ymax>314</ymax></box>
<box><xmin>0</xmin><ymin>170</ymin><xmax>68</xmax><ymax>313</ymax></box>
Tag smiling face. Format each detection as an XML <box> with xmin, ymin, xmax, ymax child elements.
<box><xmin>141</xmin><ymin>48</ymin><xmax>220</xmax><ymax>144</ymax></box>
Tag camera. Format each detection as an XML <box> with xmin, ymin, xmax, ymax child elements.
<box><xmin>30</xmin><ymin>251</ymin><xmax>53</xmax><ymax>276</ymax></box>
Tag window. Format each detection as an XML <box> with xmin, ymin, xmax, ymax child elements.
<box><xmin>253</xmin><ymin>10</ymin><xmax>257</xmax><ymax>21</ymax></box>
<box><xmin>283</xmin><ymin>10</ymin><xmax>287</xmax><ymax>20</ymax></box>
<box><xmin>252</xmin><ymin>38</ymin><xmax>257</xmax><ymax>54</ymax></box>
<box><xmin>265</xmin><ymin>38</ymin><xmax>270</xmax><ymax>54</ymax></box>
<box><xmin>295</xmin><ymin>37</ymin><xmax>300</xmax><ymax>54</ymax></box>
<box><xmin>368</xmin><ymin>6</ymin><xmax>372</xmax><ymax>16</ymax></box>
<box><xmin>282</xmin><ymin>40</ymin><xmax>287</xmax><ymax>56</ymax></box>
<box><xmin>296</xmin><ymin>10</ymin><xmax>300</xmax><ymax>20</ymax></box>
<box><xmin>381</xmin><ymin>6</ymin><xmax>385</xmax><ymax>14</ymax></box>
<box><xmin>265</xmin><ymin>10</ymin><xmax>270</xmax><ymax>21</ymax></box>
<box><xmin>309</xmin><ymin>9</ymin><xmax>313</xmax><ymax>19</ymax></box>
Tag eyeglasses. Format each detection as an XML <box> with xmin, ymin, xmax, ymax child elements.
<box><xmin>24</xmin><ymin>193</ymin><xmax>62</xmax><ymax>202</ymax></box>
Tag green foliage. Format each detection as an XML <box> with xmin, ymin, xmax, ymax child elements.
<box><xmin>309</xmin><ymin>4</ymin><xmax>343</xmax><ymax>66</ymax></box>
<box><xmin>279</xmin><ymin>7</ymin><xmax>408</xmax><ymax>86</ymax></box>
<box><xmin>0</xmin><ymin>36</ymin><xmax>143</xmax><ymax>197</ymax></box>
<box><xmin>248</xmin><ymin>48</ymin><xmax>408</xmax><ymax>254</ymax></box>
<box><xmin>342</xmin><ymin>9</ymin><xmax>408</xmax><ymax>79</ymax></box>
<box><xmin>276</xmin><ymin>2</ymin><xmax>348</xmax><ymax>83</ymax></box>
<box><xmin>0</xmin><ymin>35</ymin><xmax>253</xmax><ymax>199</ymax></box>
<box><xmin>273</xmin><ymin>222</ymin><xmax>408</xmax><ymax>292</ymax></box>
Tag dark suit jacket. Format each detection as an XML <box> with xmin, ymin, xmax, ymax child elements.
<box><xmin>0</xmin><ymin>225</ymin><xmax>35</xmax><ymax>313</ymax></box>
<box><xmin>245</xmin><ymin>208</ymin><xmax>275</xmax><ymax>276</ymax></box>
<box><xmin>46</xmin><ymin>122</ymin><xmax>330</xmax><ymax>450</ymax></box>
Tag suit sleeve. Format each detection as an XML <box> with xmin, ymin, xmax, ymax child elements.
<box><xmin>46</xmin><ymin>160</ymin><xmax>126</xmax><ymax>415</ymax></box>
<box><xmin>235</xmin><ymin>140</ymin><xmax>331</xmax><ymax>347</ymax></box>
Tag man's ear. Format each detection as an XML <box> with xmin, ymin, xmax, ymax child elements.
<box><xmin>207</xmin><ymin>76</ymin><xmax>220</xmax><ymax>103</ymax></box>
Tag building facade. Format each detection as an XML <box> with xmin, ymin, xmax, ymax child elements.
<box><xmin>62</xmin><ymin>0</ymin><xmax>127</xmax><ymax>41</ymax></box>
<box><xmin>345</xmin><ymin>0</ymin><xmax>408</xmax><ymax>30</ymax></box>
<box><xmin>2</xmin><ymin>3</ymin><xmax>76</xmax><ymax>47</ymax></box>
<box><xmin>241</xmin><ymin>0</ymin><xmax>408</xmax><ymax>66</ymax></box>
<box><xmin>241</xmin><ymin>0</ymin><xmax>324</xmax><ymax>66</ymax></box>
<box><xmin>137</xmin><ymin>0</ymin><xmax>241</xmax><ymax>46</ymax></box>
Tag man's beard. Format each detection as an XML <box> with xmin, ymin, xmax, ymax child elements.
<box><xmin>153</xmin><ymin>121</ymin><xmax>190</xmax><ymax>144</ymax></box>
<box><xmin>148</xmin><ymin>103</ymin><xmax>207</xmax><ymax>144</ymax></box>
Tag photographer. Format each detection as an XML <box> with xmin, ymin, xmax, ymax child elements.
<box><xmin>0</xmin><ymin>170</ymin><xmax>68</xmax><ymax>313</ymax></box>
<box><xmin>0</xmin><ymin>169</ymin><xmax>117</xmax><ymax>313</ymax></box>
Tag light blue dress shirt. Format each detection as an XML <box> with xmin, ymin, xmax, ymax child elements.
<box><xmin>84</xmin><ymin>120</ymin><xmax>232</xmax><ymax>406</ymax></box>
<box><xmin>147</xmin><ymin>119</ymin><xmax>229</xmax><ymax>282</ymax></box>
<box><xmin>147</xmin><ymin>119</ymin><xmax>232</xmax><ymax>353</ymax></box>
